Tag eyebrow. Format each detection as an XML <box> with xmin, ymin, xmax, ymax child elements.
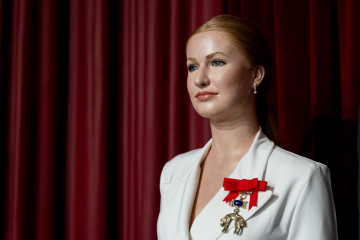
<box><xmin>206</xmin><ymin>51</ymin><xmax>229</xmax><ymax>59</ymax></box>
<box><xmin>186</xmin><ymin>51</ymin><xmax>229</xmax><ymax>62</ymax></box>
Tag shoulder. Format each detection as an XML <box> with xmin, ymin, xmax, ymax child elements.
<box><xmin>160</xmin><ymin>148</ymin><xmax>203</xmax><ymax>184</ymax></box>
<box><xmin>271</xmin><ymin>148</ymin><xmax>338</xmax><ymax>239</ymax></box>
<box><xmin>267</xmin><ymin>146</ymin><xmax>330</xmax><ymax>190</ymax></box>
<box><xmin>271</xmin><ymin>146</ymin><xmax>327</xmax><ymax>171</ymax></box>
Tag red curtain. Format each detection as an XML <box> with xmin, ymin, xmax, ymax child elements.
<box><xmin>0</xmin><ymin>0</ymin><xmax>359</xmax><ymax>239</ymax></box>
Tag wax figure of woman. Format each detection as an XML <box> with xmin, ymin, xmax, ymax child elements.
<box><xmin>157</xmin><ymin>15</ymin><xmax>337</xmax><ymax>240</ymax></box>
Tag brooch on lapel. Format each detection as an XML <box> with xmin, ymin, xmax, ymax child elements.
<box><xmin>220</xmin><ymin>178</ymin><xmax>267</xmax><ymax>234</ymax></box>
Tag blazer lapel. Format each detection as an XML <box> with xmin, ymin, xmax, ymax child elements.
<box><xmin>161</xmin><ymin>140</ymin><xmax>212</xmax><ymax>239</ymax></box>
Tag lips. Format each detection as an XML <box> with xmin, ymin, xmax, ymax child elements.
<box><xmin>195</xmin><ymin>91</ymin><xmax>217</xmax><ymax>100</ymax></box>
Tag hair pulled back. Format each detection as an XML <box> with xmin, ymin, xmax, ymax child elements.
<box><xmin>188</xmin><ymin>14</ymin><xmax>279</xmax><ymax>144</ymax></box>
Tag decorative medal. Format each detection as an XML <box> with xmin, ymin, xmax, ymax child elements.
<box><xmin>220</xmin><ymin>192</ymin><xmax>248</xmax><ymax>234</ymax></box>
<box><xmin>220</xmin><ymin>178</ymin><xmax>267</xmax><ymax>234</ymax></box>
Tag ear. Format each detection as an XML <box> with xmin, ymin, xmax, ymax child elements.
<box><xmin>253</xmin><ymin>66</ymin><xmax>265</xmax><ymax>87</ymax></box>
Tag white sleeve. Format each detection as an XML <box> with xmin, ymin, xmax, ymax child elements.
<box><xmin>157</xmin><ymin>163</ymin><xmax>168</xmax><ymax>240</ymax></box>
<box><xmin>287</xmin><ymin>165</ymin><xmax>338</xmax><ymax>240</ymax></box>
<box><xmin>157</xmin><ymin>201</ymin><xmax>166</xmax><ymax>240</ymax></box>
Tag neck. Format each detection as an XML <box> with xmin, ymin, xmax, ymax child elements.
<box><xmin>208</xmin><ymin>115</ymin><xmax>259</xmax><ymax>163</ymax></box>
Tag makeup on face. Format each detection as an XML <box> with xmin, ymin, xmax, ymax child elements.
<box><xmin>186</xmin><ymin>31</ymin><xmax>255</xmax><ymax>121</ymax></box>
<box><xmin>195</xmin><ymin>91</ymin><xmax>218</xmax><ymax>101</ymax></box>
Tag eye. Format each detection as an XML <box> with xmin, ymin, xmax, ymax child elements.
<box><xmin>212</xmin><ymin>60</ymin><xmax>226</xmax><ymax>66</ymax></box>
<box><xmin>188</xmin><ymin>65</ymin><xmax>198</xmax><ymax>72</ymax></box>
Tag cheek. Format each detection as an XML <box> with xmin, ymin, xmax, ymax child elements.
<box><xmin>211</xmin><ymin>70</ymin><xmax>253</xmax><ymax>104</ymax></box>
<box><xmin>212</xmin><ymin>70</ymin><xmax>242</xmax><ymax>90</ymax></box>
<box><xmin>219</xmin><ymin>67</ymin><xmax>252</xmax><ymax>90</ymax></box>
<box><xmin>186</xmin><ymin>75</ymin><xmax>192</xmax><ymax>95</ymax></box>
<box><xmin>187</xmin><ymin>75</ymin><xmax>198</xmax><ymax>103</ymax></box>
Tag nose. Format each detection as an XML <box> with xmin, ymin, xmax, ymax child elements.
<box><xmin>194</xmin><ymin>67</ymin><xmax>210</xmax><ymax>88</ymax></box>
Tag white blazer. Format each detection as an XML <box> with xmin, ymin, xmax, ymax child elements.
<box><xmin>157</xmin><ymin>130</ymin><xmax>337</xmax><ymax>240</ymax></box>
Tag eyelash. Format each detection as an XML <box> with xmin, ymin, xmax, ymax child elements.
<box><xmin>188</xmin><ymin>65</ymin><xmax>198</xmax><ymax>72</ymax></box>
<box><xmin>212</xmin><ymin>60</ymin><xmax>226</xmax><ymax>66</ymax></box>
<box><xmin>187</xmin><ymin>60</ymin><xmax>226</xmax><ymax>72</ymax></box>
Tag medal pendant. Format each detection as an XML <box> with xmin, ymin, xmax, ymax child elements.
<box><xmin>220</xmin><ymin>193</ymin><xmax>248</xmax><ymax>234</ymax></box>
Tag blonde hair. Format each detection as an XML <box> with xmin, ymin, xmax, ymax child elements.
<box><xmin>188</xmin><ymin>14</ymin><xmax>279</xmax><ymax>144</ymax></box>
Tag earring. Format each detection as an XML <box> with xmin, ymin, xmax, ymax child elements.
<box><xmin>254</xmin><ymin>83</ymin><xmax>257</xmax><ymax>94</ymax></box>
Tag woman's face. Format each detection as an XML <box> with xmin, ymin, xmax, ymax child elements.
<box><xmin>186</xmin><ymin>31</ymin><xmax>256</xmax><ymax>122</ymax></box>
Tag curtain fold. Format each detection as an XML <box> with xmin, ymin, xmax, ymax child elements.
<box><xmin>273</xmin><ymin>1</ymin><xmax>312</xmax><ymax>153</ymax></box>
<box><xmin>7</xmin><ymin>0</ymin><xmax>39</xmax><ymax>239</ymax></box>
<box><xmin>1</xmin><ymin>0</ymin><xmax>359</xmax><ymax>239</ymax></box>
<box><xmin>120</xmin><ymin>0</ymin><xmax>169</xmax><ymax>238</ymax></box>
<box><xmin>338</xmin><ymin>0</ymin><xmax>360</xmax><ymax>122</ymax></box>
<box><xmin>66</xmin><ymin>0</ymin><xmax>108</xmax><ymax>239</ymax></box>
<box><xmin>36</xmin><ymin>0</ymin><xmax>59</xmax><ymax>239</ymax></box>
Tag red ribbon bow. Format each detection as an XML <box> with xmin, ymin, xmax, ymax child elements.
<box><xmin>223</xmin><ymin>178</ymin><xmax>267</xmax><ymax>210</ymax></box>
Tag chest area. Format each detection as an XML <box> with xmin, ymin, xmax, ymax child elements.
<box><xmin>190</xmin><ymin>159</ymin><xmax>238</xmax><ymax>223</ymax></box>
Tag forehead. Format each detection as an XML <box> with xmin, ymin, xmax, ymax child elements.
<box><xmin>186</xmin><ymin>31</ymin><xmax>237</xmax><ymax>57</ymax></box>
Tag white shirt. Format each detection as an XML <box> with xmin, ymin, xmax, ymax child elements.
<box><xmin>157</xmin><ymin>130</ymin><xmax>338</xmax><ymax>239</ymax></box>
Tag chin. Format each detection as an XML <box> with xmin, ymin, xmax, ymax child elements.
<box><xmin>193</xmin><ymin>106</ymin><xmax>222</xmax><ymax>119</ymax></box>
<box><xmin>192</xmin><ymin>107</ymin><xmax>211</xmax><ymax>118</ymax></box>
<box><xmin>193</xmin><ymin>103</ymin><xmax>244</xmax><ymax>122</ymax></box>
